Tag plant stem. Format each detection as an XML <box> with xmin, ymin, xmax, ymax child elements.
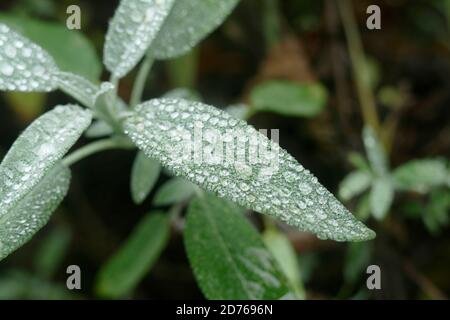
<box><xmin>263</xmin><ymin>0</ymin><xmax>282</xmax><ymax>50</ymax></box>
<box><xmin>130</xmin><ymin>55</ymin><xmax>154</xmax><ymax>107</ymax></box>
<box><xmin>62</xmin><ymin>137</ymin><xmax>133</xmax><ymax>167</ymax></box>
<box><xmin>337</xmin><ymin>0</ymin><xmax>381</xmax><ymax>133</ymax></box>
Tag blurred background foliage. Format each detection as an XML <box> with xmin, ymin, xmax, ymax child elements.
<box><xmin>0</xmin><ymin>0</ymin><xmax>449</xmax><ymax>299</ymax></box>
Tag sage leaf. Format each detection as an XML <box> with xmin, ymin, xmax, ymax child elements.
<box><xmin>392</xmin><ymin>158</ymin><xmax>448</xmax><ymax>193</ymax></box>
<box><xmin>0</xmin><ymin>14</ymin><xmax>101</xmax><ymax>81</ymax></box>
<box><xmin>130</xmin><ymin>151</ymin><xmax>161</xmax><ymax>204</ymax></box>
<box><xmin>33</xmin><ymin>225</ymin><xmax>72</xmax><ymax>279</ymax></box>
<box><xmin>362</xmin><ymin>126</ymin><xmax>388</xmax><ymax>175</ymax></box>
<box><xmin>250</xmin><ymin>81</ymin><xmax>327</xmax><ymax>117</ymax></box>
<box><xmin>55</xmin><ymin>71</ymin><xmax>98</xmax><ymax>108</ymax></box>
<box><xmin>103</xmin><ymin>0</ymin><xmax>175</xmax><ymax>78</ymax></box>
<box><xmin>96</xmin><ymin>212</ymin><xmax>170</xmax><ymax>298</ymax></box>
<box><xmin>0</xmin><ymin>164</ymin><xmax>71</xmax><ymax>261</ymax></box>
<box><xmin>184</xmin><ymin>194</ymin><xmax>291</xmax><ymax>299</ymax></box>
<box><xmin>0</xmin><ymin>23</ymin><xmax>58</xmax><ymax>92</ymax></box>
<box><xmin>344</xmin><ymin>241</ymin><xmax>373</xmax><ymax>284</ymax></box>
<box><xmin>370</xmin><ymin>176</ymin><xmax>394</xmax><ymax>220</ymax></box>
<box><xmin>150</xmin><ymin>0</ymin><xmax>240</xmax><ymax>60</ymax></box>
<box><xmin>85</xmin><ymin>121</ymin><xmax>114</xmax><ymax>139</ymax></box>
<box><xmin>263</xmin><ymin>229</ymin><xmax>305</xmax><ymax>299</ymax></box>
<box><xmin>0</xmin><ymin>104</ymin><xmax>92</xmax><ymax>214</ymax></box>
<box><xmin>153</xmin><ymin>177</ymin><xmax>196</xmax><ymax>206</ymax></box>
<box><xmin>339</xmin><ymin>170</ymin><xmax>372</xmax><ymax>201</ymax></box>
<box><xmin>124</xmin><ymin>98</ymin><xmax>375</xmax><ymax>241</ymax></box>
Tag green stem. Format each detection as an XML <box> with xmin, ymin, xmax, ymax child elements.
<box><xmin>337</xmin><ymin>0</ymin><xmax>381</xmax><ymax>134</ymax></box>
<box><xmin>62</xmin><ymin>138</ymin><xmax>133</xmax><ymax>167</ymax></box>
<box><xmin>130</xmin><ymin>55</ymin><xmax>154</xmax><ymax>107</ymax></box>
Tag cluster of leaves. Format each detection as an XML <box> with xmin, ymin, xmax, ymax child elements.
<box><xmin>0</xmin><ymin>0</ymin><xmax>375</xmax><ymax>299</ymax></box>
<box><xmin>339</xmin><ymin>127</ymin><xmax>450</xmax><ymax>231</ymax></box>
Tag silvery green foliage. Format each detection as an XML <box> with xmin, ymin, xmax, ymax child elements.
<box><xmin>103</xmin><ymin>0</ymin><xmax>175</xmax><ymax>78</ymax></box>
<box><xmin>55</xmin><ymin>71</ymin><xmax>98</xmax><ymax>108</ymax></box>
<box><xmin>363</xmin><ymin>126</ymin><xmax>388</xmax><ymax>175</ymax></box>
<box><xmin>0</xmin><ymin>23</ymin><xmax>58</xmax><ymax>92</ymax></box>
<box><xmin>339</xmin><ymin>170</ymin><xmax>372</xmax><ymax>201</ymax></box>
<box><xmin>0</xmin><ymin>105</ymin><xmax>92</xmax><ymax>215</ymax></box>
<box><xmin>393</xmin><ymin>159</ymin><xmax>449</xmax><ymax>193</ymax></box>
<box><xmin>85</xmin><ymin>121</ymin><xmax>114</xmax><ymax>138</ymax></box>
<box><xmin>0</xmin><ymin>164</ymin><xmax>71</xmax><ymax>261</ymax></box>
<box><xmin>131</xmin><ymin>151</ymin><xmax>161</xmax><ymax>204</ymax></box>
<box><xmin>370</xmin><ymin>176</ymin><xmax>394</xmax><ymax>220</ymax></box>
<box><xmin>150</xmin><ymin>0</ymin><xmax>240</xmax><ymax>59</ymax></box>
<box><xmin>124</xmin><ymin>98</ymin><xmax>375</xmax><ymax>241</ymax></box>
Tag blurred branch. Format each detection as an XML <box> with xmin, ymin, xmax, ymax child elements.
<box><xmin>263</xmin><ymin>0</ymin><xmax>282</xmax><ymax>50</ymax></box>
<box><xmin>337</xmin><ymin>0</ymin><xmax>381</xmax><ymax>134</ymax></box>
<box><xmin>403</xmin><ymin>259</ymin><xmax>447</xmax><ymax>300</ymax></box>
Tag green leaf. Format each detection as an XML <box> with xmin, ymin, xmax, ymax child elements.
<box><xmin>130</xmin><ymin>151</ymin><xmax>161</xmax><ymax>204</ymax></box>
<box><xmin>344</xmin><ymin>241</ymin><xmax>373</xmax><ymax>284</ymax></box>
<box><xmin>153</xmin><ymin>177</ymin><xmax>196</xmax><ymax>206</ymax></box>
<box><xmin>0</xmin><ymin>104</ymin><xmax>91</xmax><ymax>215</ymax></box>
<box><xmin>0</xmin><ymin>23</ymin><xmax>58</xmax><ymax>92</ymax></box>
<box><xmin>85</xmin><ymin>121</ymin><xmax>114</xmax><ymax>139</ymax></box>
<box><xmin>33</xmin><ymin>225</ymin><xmax>72</xmax><ymax>279</ymax></box>
<box><xmin>96</xmin><ymin>212</ymin><xmax>170</xmax><ymax>298</ymax></box>
<box><xmin>339</xmin><ymin>170</ymin><xmax>372</xmax><ymax>201</ymax></box>
<box><xmin>263</xmin><ymin>229</ymin><xmax>305</xmax><ymax>299</ymax></box>
<box><xmin>392</xmin><ymin>158</ymin><xmax>448</xmax><ymax>193</ymax></box>
<box><xmin>55</xmin><ymin>72</ymin><xmax>99</xmax><ymax>108</ymax></box>
<box><xmin>0</xmin><ymin>15</ymin><xmax>101</xmax><ymax>81</ymax></box>
<box><xmin>250</xmin><ymin>80</ymin><xmax>327</xmax><ymax>117</ymax></box>
<box><xmin>163</xmin><ymin>87</ymin><xmax>201</xmax><ymax>101</ymax></box>
<box><xmin>184</xmin><ymin>194</ymin><xmax>291</xmax><ymax>299</ymax></box>
<box><xmin>423</xmin><ymin>189</ymin><xmax>450</xmax><ymax>234</ymax></box>
<box><xmin>150</xmin><ymin>0</ymin><xmax>240</xmax><ymax>60</ymax></box>
<box><xmin>103</xmin><ymin>0</ymin><xmax>175</xmax><ymax>78</ymax></box>
<box><xmin>362</xmin><ymin>126</ymin><xmax>388</xmax><ymax>175</ymax></box>
<box><xmin>0</xmin><ymin>164</ymin><xmax>71</xmax><ymax>261</ymax></box>
<box><xmin>370</xmin><ymin>176</ymin><xmax>394</xmax><ymax>220</ymax></box>
<box><xmin>348</xmin><ymin>152</ymin><xmax>371</xmax><ymax>172</ymax></box>
<box><xmin>226</xmin><ymin>103</ymin><xmax>251</xmax><ymax>120</ymax></box>
<box><xmin>124</xmin><ymin>98</ymin><xmax>375</xmax><ymax>241</ymax></box>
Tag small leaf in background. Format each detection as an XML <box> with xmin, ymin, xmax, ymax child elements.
<box><xmin>184</xmin><ymin>194</ymin><xmax>291</xmax><ymax>299</ymax></box>
<box><xmin>163</xmin><ymin>87</ymin><xmax>201</xmax><ymax>101</ymax></box>
<box><xmin>0</xmin><ymin>15</ymin><xmax>101</xmax><ymax>81</ymax></box>
<box><xmin>339</xmin><ymin>170</ymin><xmax>373</xmax><ymax>201</ymax></box>
<box><xmin>0</xmin><ymin>164</ymin><xmax>71</xmax><ymax>261</ymax></box>
<box><xmin>85</xmin><ymin>121</ymin><xmax>114</xmax><ymax>139</ymax></box>
<box><xmin>348</xmin><ymin>152</ymin><xmax>371</xmax><ymax>172</ymax></box>
<box><xmin>3</xmin><ymin>91</ymin><xmax>46</xmax><ymax>122</ymax></box>
<box><xmin>226</xmin><ymin>103</ymin><xmax>251</xmax><ymax>120</ymax></box>
<box><xmin>423</xmin><ymin>189</ymin><xmax>450</xmax><ymax>235</ymax></box>
<box><xmin>361</xmin><ymin>56</ymin><xmax>381</xmax><ymax>90</ymax></box>
<box><xmin>392</xmin><ymin>158</ymin><xmax>448</xmax><ymax>193</ymax></box>
<box><xmin>95</xmin><ymin>212</ymin><xmax>170</xmax><ymax>299</ymax></box>
<box><xmin>362</xmin><ymin>126</ymin><xmax>388</xmax><ymax>176</ymax></box>
<box><xmin>370</xmin><ymin>176</ymin><xmax>394</xmax><ymax>220</ymax></box>
<box><xmin>344</xmin><ymin>241</ymin><xmax>373</xmax><ymax>284</ymax></box>
<box><xmin>249</xmin><ymin>80</ymin><xmax>327</xmax><ymax>117</ymax></box>
<box><xmin>263</xmin><ymin>228</ymin><xmax>305</xmax><ymax>299</ymax></box>
<box><xmin>355</xmin><ymin>193</ymin><xmax>371</xmax><ymax>222</ymax></box>
<box><xmin>0</xmin><ymin>105</ymin><xmax>91</xmax><ymax>215</ymax></box>
<box><xmin>150</xmin><ymin>0</ymin><xmax>240</xmax><ymax>60</ymax></box>
<box><xmin>124</xmin><ymin>98</ymin><xmax>375</xmax><ymax>241</ymax></box>
<box><xmin>153</xmin><ymin>177</ymin><xmax>196</xmax><ymax>206</ymax></box>
<box><xmin>130</xmin><ymin>151</ymin><xmax>161</xmax><ymax>204</ymax></box>
<box><xmin>33</xmin><ymin>225</ymin><xmax>72</xmax><ymax>279</ymax></box>
<box><xmin>103</xmin><ymin>0</ymin><xmax>175</xmax><ymax>78</ymax></box>
<box><xmin>0</xmin><ymin>23</ymin><xmax>58</xmax><ymax>92</ymax></box>
<box><xmin>55</xmin><ymin>72</ymin><xmax>99</xmax><ymax>108</ymax></box>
